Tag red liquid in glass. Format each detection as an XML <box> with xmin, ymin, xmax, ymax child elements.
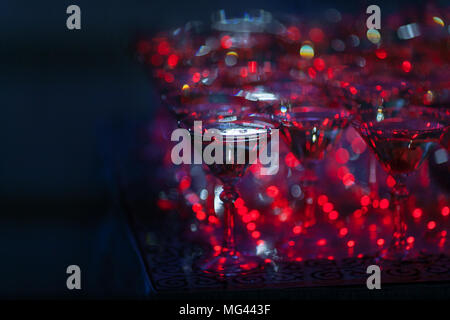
<box><xmin>357</xmin><ymin>118</ymin><xmax>446</xmax><ymax>174</ymax></box>
<box><xmin>195</xmin><ymin>125</ymin><xmax>271</xmax><ymax>182</ymax></box>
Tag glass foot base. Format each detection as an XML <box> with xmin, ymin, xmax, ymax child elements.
<box><xmin>378</xmin><ymin>242</ymin><xmax>415</xmax><ymax>261</ymax></box>
<box><xmin>199</xmin><ymin>250</ymin><xmax>263</xmax><ymax>277</ymax></box>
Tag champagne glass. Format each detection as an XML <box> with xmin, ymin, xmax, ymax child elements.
<box><xmin>353</xmin><ymin>105</ymin><xmax>449</xmax><ymax>260</ymax></box>
<box><xmin>279</xmin><ymin>105</ymin><xmax>351</xmax><ymax>227</ymax></box>
<box><xmin>181</xmin><ymin>112</ymin><xmax>277</xmax><ymax>276</ymax></box>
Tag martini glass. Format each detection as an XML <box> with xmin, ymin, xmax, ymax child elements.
<box><xmin>181</xmin><ymin>113</ymin><xmax>276</xmax><ymax>276</ymax></box>
<box><xmin>353</xmin><ymin>105</ymin><xmax>449</xmax><ymax>260</ymax></box>
<box><xmin>279</xmin><ymin>106</ymin><xmax>351</xmax><ymax>227</ymax></box>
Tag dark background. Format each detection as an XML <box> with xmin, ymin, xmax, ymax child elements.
<box><xmin>0</xmin><ymin>0</ymin><xmax>441</xmax><ymax>298</ymax></box>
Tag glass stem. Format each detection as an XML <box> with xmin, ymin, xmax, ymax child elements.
<box><xmin>220</xmin><ymin>184</ymin><xmax>239</xmax><ymax>254</ymax></box>
<box><xmin>390</xmin><ymin>175</ymin><xmax>409</xmax><ymax>255</ymax></box>
<box><xmin>206</xmin><ymin>175</ymin><xmax>216</xmax><ymax>216</ymax></box>
<box><xmin>303</xmin><ymin>161</ymin><xmax>317</xmax><ymax>227</ymax></box>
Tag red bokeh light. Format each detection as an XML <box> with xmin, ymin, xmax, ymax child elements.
<box><xmin>335</xmin><ymin>148</ymin><xmax>350</xmax><ymax>164</ymax></box>
<box><xmin>412</xmin><ymin>208</ymin><xmax>423</xmax><ymax>219</ymax></box>
<box><xmin>427</xmin><ymin>221</ymin><xmax>436</xmax><ymax>230</ymax></box>
<box><xmin>402</xmin><ymin>60</ymin><xmax>412</xmax><ymax>73</ymax></box>
<box><xmin>380</xmin><ymin>198</ymin><xmax>389</xmax><ymax>209</ymax></box>
<box><xmin>251</xmin><ymin>231</ymin><xmax>261</xmax><ymax>239</ymax></box>
<box><xmin>360</xmin><ymin>195</ymin><xmax>371</xmax><ymax>207</ymax></box>
<box><xmin>167</xmin><ymin>54</ymin><xmax>179</xmax><ymax>68</ymax></box>
<box><xmin>317</xmin><ymin>195</ymin><xmax>328</xmax><ymax>206</ymax></box>
<box><xmin>266</xmin><ymin>185</ymin><xmax>279</xmax><ymax>198</ymax></box>
<box><xmin>323</xmin><ymin>202</ymin><xmax>334</xmax><ymax>213</ymax></box>
<box><xmin>329</xmin><ymin>210</ymin><xmax>339</xmax><ymax>220</ymax></box>
<box><xmin>221</xmin><ymin>35</ymin><xmax>232</xmax><ymax>49</ymax></box>
<box><xmin>293</xmin><ymin>226</ymin><xmax>302</xmax><ymax>234</ymax></box>
<box><xmin>246</xmin><ymin>222</ymin><xmax>256</xmax><ymax>231</ymax></box>
<box><xmin>196</xmin><ymin>211</ymin><xmax>206</xmax><ymax>220</ymax></box>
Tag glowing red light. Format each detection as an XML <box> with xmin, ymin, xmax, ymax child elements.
<box><xmin>221</xmin><ymin>35</ymin><xmax>232</xmax><ymax>49</ymax></box>
<box><xmin>237</xmin><ymin>206</ymin><xmax>248</xmax><ymax>216</ymax></box>
<box><xmin>347</xmin><ymin>240</ymin><xmax>355</xmax><ymax>248</ymax></box>
<box><xmin>285</xmin><ymin>152</ymin><xmax>300</xmax><ymax>167</ymax></box>
<box><xmin>208</xmin><ymin>216</ymin><xmax>218</xmax><ymax>224</ymax></box>
<box><xmin>308</xmin><ymin>67</ymin><xmax>317</xmax><ymax>79</ymax></box>
<box><xmin>293</xmin><ymin>226</ymin><xmax>302</xmax><ymax>234</ymax></box>
<box><xmin>317</xmin><ymin>239</ymin><xmax>327</xmax><ymax>246</ymax></box>
<box><xmin>248</xmin><ymin>61</ymin><xmax>257</xmax><ymax>73</ymax></box>
<box><xmin>386</xmin><ymin>175</ymin><xmax>396</xmax><ymax>188</ymax></box>
<box><xmin>323</xmin><ymin>202</ymin><xmax>334</xmax><ymax>213</ymax></box>
<box><xmin>407</xmin><ymin>236</ymin><xmax>415</xmax><ymax>244</ymax></box>
<box><xmin>266</xmin><ymin>185</ymin><xmax>279</xmax><ymax>198</ymax></box>
<box><xmin>251</xmin><ymin>231</ymin><xmax>261</xmax><ymax>239</ymax></box>
<box><xmin>402</xmin><ymin>60</ymin><xmax>412</xmax><ymax>73</ymax></box>
<box><xmin>342</xmin><ymin>173</ymin><xmax>355</xmax><ymax>186</ymax></box>
<box><xmin>242</xmin><ymin>214</ymin><xmax>252</xmax><ymax>223</ymax></box>
<box><xmin>339</xmin><ymin>227</ymin><xmax>348</xmax><ymax>237</ymax></box>
<box><xmin>246</xmin><ymin>222</ymin><xmax>256</xmax><ymax>231</ymax></box>
<box><xmin>179</xmin><ymin>176</ymin><xmax>191</xmax><ymax>191</ymax></box>
<box><xmin>337</xmin><ymin>166</ymin><xmax>349</xmax><ymax>179</ymax></box>
<box><xmin>335</xmin><ymin>148</ymin><xmax>350</xmax><ymax>164</ymax></box>
<box><xmin>375</xmin><ymin>49</ymin><xmax>387</xmax><ymax>59</ymax></box>
<box><xmin>192</xmin><ymin>72</ymin><xmax>201</xmax><ymax>83</ymax></box>
<box><xmin>377</xmin><ymin>238</ymin><xmax>385</xmax><ymax>246</ymax></box>
<box><xmin>360</xmin><ymin>195</ymin><xmax>371</xmax><ymax>207</ymax></box>
<box><xmin>328</xmin><ymin>210</ymin><xmax>339</xmax><ymax>220</ymax></box>
<box><xmin>214</xmin><ymin>245</ymin><xmax>221</xmax><ymax>251</ymax></box>
<box><xmin>317</xmin><ymin>195</ymin><xmax>328</xmax><ymax>206</ymax></box>
<box><xmin>327</xmin><ymin>256</ymin><xmax>334</xmax><ymax>260</ymax></box>
<box><xmin>442</xmin><ymin>206</ymin><xmax>449</xmax><ymax>217</ymax></box>
<box><xmin>167</xmin><ymin>54</ymin><xmax>179</xmax><ymax>68</ymax></box>
<box><xmin>240</xmin><ymin>67</ymin><xmax>248</xmax><ymax>78</ymax></box>
<box><xmin>412</xmin><ymin>208</ymin><xmax>423</xmax><ymax>219</ymax></box>
<box><xmin>249</xmin><ymin>210</ymin><xmax>260</xmax><ymax>220</ymax></box>
<box><xmin>349</xmin><ymin>87</ymin><xmax>358</xmax><ymax>95</ymax></box>
<box><xmin>234</xmin><ymin>197</ymin><xmax>245</xmax><ymax>208</ymax></box>
<box><xmin>369</xmin><ymin>224</ymin><xmax>377</xmax><ymax>232</ymax></box>
<box><xmin>313</xmin><ymin>58</ymin><xmax>325</xmax><ymax>71</ymax></box>
<box><xmin>196</xmin><ymin>211</ymin><xmax>206</xmax><ymax>221</ymax></box>
<box><xmin>353</xmin><ymin>209</ymin><xmax>363</xmax><ymax>218</ymax></box>
<box><xmin>427</xmin><ymin>221</ymin><xmax>436</xmax><ymax>230</ymax></box>
<box><xmin>327</xmin><ymin>68</ymin><xmax>334</xmax><ymax>79</ymax></box>
<box><xmin>192</xmin><ymin>203</ymin><xmax>202</xmax><ymax>213</ymax></box>
<box><xmin>257</xmin><ymin>240</ymin><xmax>264</xmax><ymax>246</ymax></box>
<box><xmin>288</xmin><ymin>240</ymin><xmax>295</xmax><ymax>246</ymax></box>
<box><xmin>372</xmin><ymin>199</ymin><xmax>379</xmax><ymax>208</ymax></box>
<box><xmin>380</xmin><ymin>198</ymin><xmax>389</xmax><ymax>209</ymax></box>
